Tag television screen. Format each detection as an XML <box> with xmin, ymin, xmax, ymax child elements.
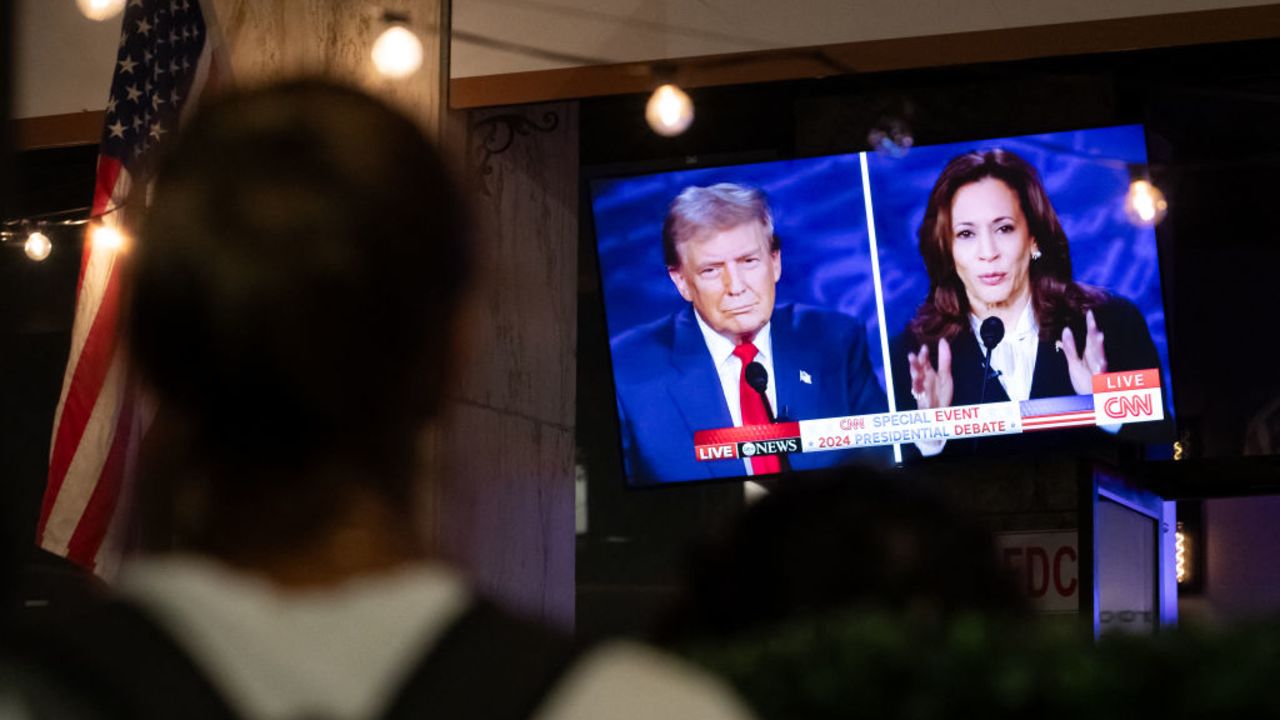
<box><xmin>589</xmin><ymin>125</ymin><xmax>1173</xmax><ymax>487</ymax></box>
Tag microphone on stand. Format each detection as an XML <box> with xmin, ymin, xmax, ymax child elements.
<box><xmin>745</xmin><ymin>361</ymin><xmax>792</xmax><ymax>472</ymax></box>
<box><xmin>745</xmin><ymin>362</ymin><xmax>774</xmax><ymax>422</ymax></box>
<box><xmin>973</xmin><ymin>316</ymin><xmax>1006</xmax><ymax>457</ymax></box>
<box><xmin>978</xmin><ymin>317</ymin><xmax>1005</xmax><ymax>406</ymax></box>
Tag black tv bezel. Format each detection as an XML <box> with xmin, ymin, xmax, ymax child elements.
<box><xmin>578</xmin><ymin>52</ymin><xmax>1189</xmax><ymax>492</ymax></box>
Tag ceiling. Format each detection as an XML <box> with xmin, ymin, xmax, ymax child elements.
<box><xmin>14</xmin><ymin>0</ymin><xmax>1275</xmax><ymax>118</ymax></box>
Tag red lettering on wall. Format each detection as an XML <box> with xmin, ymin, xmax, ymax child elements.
<box><xmin>1054</xmin><ymin>546</ymin><xmax>1078</xmax><ymax>596</ymax></box>
<box><xmin>1026</xmin><ymin>546</ymin><xmax>1050</xmax><ymax>598</ymax></box>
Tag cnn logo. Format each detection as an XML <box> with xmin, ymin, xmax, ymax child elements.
<box><xmin>1102</xmin><ymin>394</ymin><xmax>1153</xmax><ymax>420</ymax></box>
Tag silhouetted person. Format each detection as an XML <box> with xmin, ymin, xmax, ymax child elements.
<box><xmin>1</xmin><ymin>80</ymin><xmax>751</xmax><ymax>720</ymax></box>
<box><xmin>661</xmin><ymin>467</ymin><xmax>1026</xmax><ymax>643</ymax></box>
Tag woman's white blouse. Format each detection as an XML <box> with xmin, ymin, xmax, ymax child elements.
<box><xmin>970</xmin><ymin>302</ymin><xmax>1039</xmax><ymax>403</ymax></box>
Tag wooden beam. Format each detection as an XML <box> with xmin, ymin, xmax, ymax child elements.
<box><xmin>450</xmin><ymin>4</ymin><xmax>1280</xmax><ymax>109</ymax></box>
<box><xmin>13</xmin><ymin>111</ymin><xmax>103</xmax><ymax>151</ymax></box>
<box><xmin>19</xmin><ymin>5</ymin><xmax>1280</xmax><ymax>129</ymax></box>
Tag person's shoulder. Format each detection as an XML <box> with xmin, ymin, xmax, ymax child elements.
<box><xmin>611</xmin><ymin>307</ymin><xmax>692</xmax><ymax>353</ymax></box>
<box><xmin>1091</xmin><ymin>291</ymin><xmax>1147</xmax><ymax>328</ymax></box>
<box><xmin>534</xmin><ymin>640</ymin><xmax>755</xmax><ymax>720</ymax></box>
<box><xmin>0</xmin><ymin>592</ymin><xmax>235</xmax><ymax>720</ymax></box>
<box><xmin>610</xmin><ymin>308</ymin><xmax>688</xmax><ymax>381</ymax></box>
<box><xmin>1095</xmin><ymin>291</ymin><xmax>1139</xmax><ymax>312</ymax></box>
<box><xmin>889</xmin><ymin>326</ymin><xmax>917</xmax><ymax>355</ymax></box>
<box><xmin>0</xmin><ymin>653</ymin><xmax>109</xmax><ymax>720</ymax></box>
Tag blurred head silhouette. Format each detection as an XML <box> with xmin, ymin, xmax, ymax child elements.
<box><xmin>663</xmin><ymin>467</ymin><xmax>1025</xmax><ymax>641</ymax></box>
<box><xmin>126</xmin><ymin>80</ymin><xmax>471</xmax><ymax>574</ymax></box>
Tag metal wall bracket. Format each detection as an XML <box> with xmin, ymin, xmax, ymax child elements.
<box><xmin>470</xmin><ymin>111</ymin><xmax>560</xmax><ymax>196</ymax></box>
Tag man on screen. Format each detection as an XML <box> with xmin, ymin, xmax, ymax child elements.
<box><xmin>611</xmin><ymin>183</ymin><xmax>888</xmax><ymax>485</ymax></box>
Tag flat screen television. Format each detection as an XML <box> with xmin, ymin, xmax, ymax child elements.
<box><xmin>588</xmin><ymin>124</ymin><xmax>1174</xmax><ymax>487</ymax></box>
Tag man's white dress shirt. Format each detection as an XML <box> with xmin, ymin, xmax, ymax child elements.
<box><xmin>694</xmin><ymin>312</ymin><xmax>777</xmax><ymax>477</ymax></box>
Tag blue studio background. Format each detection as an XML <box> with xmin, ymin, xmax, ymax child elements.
<box><xmin>866</xmin><ymin>125</ymin><xmax>1174</xmax><ymax>414</ymax></box>
<box><xmin>590</xmin><ymin>155</ymin><xmax>886</xmax><ymax>388</ymax></box>
<box><xmin>589</xmin><ymin>125</ymin><xmax>1174</xmax><ymax>427</ymax></box>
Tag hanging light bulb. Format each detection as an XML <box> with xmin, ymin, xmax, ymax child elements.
<box><xmin>646</xmin><ymin>84</ymin><xmax>694</xmax><ymax>137</ymax></box>
<box><xmin>76</xmin><ymin>0</ymin><xmax>126</xmax><ymax>21</ymax></box>
<box><xmin>371</xmin><ymin>17</ymin><xmax>424</xmax><ymax>79</ymax></box>
<box><xmin>1124</xmin><ymin>167</ymin><xmax>1168</xmax><ymax>227</ymax></box>
<box><xmin>24</xmin><ymin>230</ymin><xmax>52</xmax><ymax>261</ymax></box>
<box><xmin>91</xmin><ymin>224</ymin><xmax>126</xmax><ymax>252</ymax></box>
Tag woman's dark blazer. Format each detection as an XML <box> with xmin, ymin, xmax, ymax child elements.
<box><xmin>889</xmin><ymin>294</ymin><xmax>1170</xmax><ymax>459</ymax></box>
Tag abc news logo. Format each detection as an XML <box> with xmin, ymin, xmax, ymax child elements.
<box><xmin>696</xmin><ymin>438</ymin><xmax>801</xmax><ymax>461</ymax></box>
<box><xmin>740</xmin><ymin>438</ymin><xmax>800</xmax><ymax>457</ymax></box>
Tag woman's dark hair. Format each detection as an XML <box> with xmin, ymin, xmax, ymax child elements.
<box><xmin>126</xmin><ymin>80</ymin><xmax>471</xmax><ymax>554</ymax></box>
<box><xmin>909</xmin><ymin>149</ymin><xmax>1103</xmax><ymax>348</ymax></box>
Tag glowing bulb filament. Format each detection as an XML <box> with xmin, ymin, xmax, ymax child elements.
<box><xmin>76</xmin><ymin>0</ymin><xmax>126</xmax><ymax>21</ymax></box>
<box><xmin>92</xmin><ymin>225</ymin><xmax>127</xmax><ymax>252</ymax></box>
<box><xmin>372</xmin><ymin>26</ymin><xmax>424</xmax><ymax>79</ymax></box>
<box><xmin>1124</xmin><ymin>179</ymin><xmax>1168</xmax><ymax>227</ymax></box>
<box><xmin>25</xmin><ymin>231</ymin><xmax>52</xmax><ymax>261</ymax></box>
<box><xmin>1135</xmin><ymin>195</ymin><xmax>1155</xmax><ymax>221</ymax></box>
<box><xmin>645</xmin><ymin>84</ymin><xmax>694</xmax><ymax>137</ymax></box>
<box><xmin>658</xmin><ymin>92</ymin><xmax>682</xmax><ymax>125</ymax></box>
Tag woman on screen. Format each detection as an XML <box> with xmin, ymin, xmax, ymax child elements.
<box><xmin>894</xmin><ymin>149</ymin><xmax>1163</xmax><ymax>452</ymax></box>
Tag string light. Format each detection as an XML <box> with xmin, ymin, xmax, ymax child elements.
<box><xmin>372</xmin><ymin>13</ymin><xmax>424</xmax><ymax>79</ymax></box>
<box><xmin>1</xmin><ymin>206</ymin><xmax>100</xmax><ymax>262</ymax></box>
<box><xmin>1124</xmin><ymin>165</ymin><xmax>1169</xmax><ymax>227</ymax></box>
<box><xmin>76</xmin><ymin>0</ymin><xmax>126</xmax><ymax>21</ymax></box>
<box><xmin>1175</xmin><ymin>521</ymin><xmax>1190</xmax><ymax>584</ymax></box>
<box><xmin>91</xmin><ymin>224</ymin><xmax>127</xmax><ymax>252</ymax></box>
<box><xmin>645</xmin><ymin>84</ymin><xmax>694</xmax><ymax>137</ymax></box>
<box><xmin>24</xmin><ymin>231</ymin><xmax>52</xmax><ymax>261</ymax></box>
<box><xmin>1125</xmin><ymin>179</ymin><xmax>1168</xmax><ymax>226</ymax></box>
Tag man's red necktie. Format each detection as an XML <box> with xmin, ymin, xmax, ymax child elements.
<box><xmin>732</xmin><ymin>343</ymin><xmax>782</xmax><ymax>476</ymax></box>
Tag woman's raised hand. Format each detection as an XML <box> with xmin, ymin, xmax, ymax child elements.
<box><xmin>1060</xmin><ymin>309</ymin><xmax>1108</xmax><ymax>396</ymax></box>
<box><xmin>907</xmin><ymin>337</ymin><xmax>954</xmax><ymax>410</ymax></box>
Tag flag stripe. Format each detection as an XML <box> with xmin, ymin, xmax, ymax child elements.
<box><xmin>1022</xmin><ymin>410</ymin><xmax>1096</xmax><ymax>421</ymax></box>
<box><xmin>42</xmin><ymin>350</ymin><xmax>128</xmax><ymax>554</ymax></box>
<box><xmin>52</xmin><ymin>164</ymin><xmax>129</xmax><ymax>446</ymax></box>
<box><xmin>50</xmin><ymin>249</ymin><xmax>114</xmax><ymax>452</ymax></box>
<box><xmin>1024</xmin><ymin>417</ymin><xmax>1095</xmax><ymax>427</ymax></box>
<box><xmin>66</xmin><ymin>371</ymin><xmax>137</xmax><ymax>568</ymax></box>
<box><xmin>1023</xmin><ymin>413</ymin><xmax>1095</xmax><ymax>425</ymax></box>
<box><xmin>40</xmin><ymin>259</ymin><xmax>126</xmax><ymax>541</ymax></box>
<box><xmin>1023</xmin><ymin>416</ymin><xmax>1095</xmax><ymax>427</ymax></box>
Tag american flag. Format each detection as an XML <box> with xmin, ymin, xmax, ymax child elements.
<box><xmin>39</xmin><ymin>0</ymin><xmax>223</xmax><ymax>572</ymax></box>
<box><xmin>1019</xmin><ymin>395</ymin><xmax>1097</xmax><ymax>432</ymax></box>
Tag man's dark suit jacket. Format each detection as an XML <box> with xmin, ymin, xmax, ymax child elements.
<box><xmin>890</xmin><ymin>294</ymin><xmax>1170</xmax><ymax>459</ymax></box>
<box><xmin>611</xmin><ymin>303</ymin><xmax>888</xmax><ymax>485</ymax></box>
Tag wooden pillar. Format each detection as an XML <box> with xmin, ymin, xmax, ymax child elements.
<box><xmin>428</xmin><ymin>104</ymin><xmax>579</xmax><ymax>627</ymax></box>
<box><xmin>208</xmin><ymin>0</ymin><xmax>445</xmax><ymax>134</ymax></box>
<box><xmin>206</xmin><ymin>1</ymin><xmax>577</xmax><ymax>627</ymax></box>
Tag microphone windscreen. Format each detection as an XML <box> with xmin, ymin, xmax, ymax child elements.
<box><xmin>980</xmin><ymin>316</ymin><xmax>1005</xmax><ymax>351</ymax></box>
<box><xmin>744</xmin><ymin>361</ymin><xmax>769</xmax><ymax>394</ymax></box>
